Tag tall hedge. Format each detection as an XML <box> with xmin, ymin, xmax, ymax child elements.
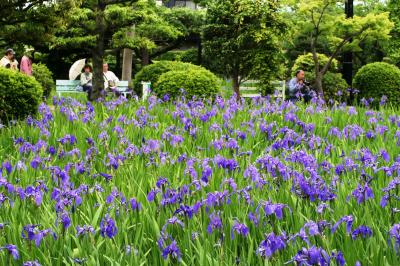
<box><xmin>133</xmin><ymin>61</ymin><xmax>211</xmax><ymax>97</ymax></box>
<box><xmin>32</xmin><ymin>63</ymin><xmax>54</xmax><ymax>98</ymax></box>
<box><xmin>0</xmin><ymin>68</ymin><xmax>43</xmax><ymax>123</ymax></box>
<box><xmin>155</xmin><ymin>68</ymin><xmax>221</xmax><ymax>99</ymax></box>
<box><xmin>353</xmin><ymin>62</ymin><xmax>400</xmax><ymax>106</ymax></box>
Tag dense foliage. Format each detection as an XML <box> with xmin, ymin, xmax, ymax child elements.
<box><xmin>133</xmin><ymin>61</ymin><xmax>186</xmax><ymax>95</ymax></box>
<box><xmin>353</xmin><ymin>62</ymin><xmax>400</xmax><ymax>106</ymax></box>
<box><xmin>1</xmin><ymin>95</ymin><xmax>400</xmax><ymax>265</ymax></box>
<box><xmin>291</xmin><ymin>53</ymin><xmax>339</xmax><ymax>76</ymax></box>
<box><xmin>291</xmin><ymin>53</ymin><xmax>348</xmax><ymax>102</ymax></box>
<box><xmin>202</xmin><ymin>0</ymin><xmax>286</xmax><ymax>97</ymax></box>
<box><xmin>156</xmin><ymin>48</ymin><xmax>199</xmax><ymax>65</ymax></box>
<box><xmin>133</xmin><ymin>60</ymin><xmax>207</xmax><ymax>96</ymax></box>
<box><xmin>285</xmin><ymin>0</ymin><xmax>393</xmax><ymax>94</ymax></box>
<box><xmin>0</xmin><ymin>68</ymin><xmax>42</xmax><ymax>123</ymax></box>
<box><xmin>32</xmin><ymin>63</ymin><xmax>55</xmax><ymax>99</ymax></box>
<box><xmin>155</xmin><ymin>68</ymin><xmax>220</xmax><ymax>98</ymax></box>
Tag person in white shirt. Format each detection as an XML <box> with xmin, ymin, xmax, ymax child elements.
<box><xmin>103</xmin><ymin>63</ymin><xmax>119</xmax><ymax>90</ymax></box>
<box><xmin>0</xmin><ymin>49</ymin><xmax>18</xmax><ymax>71</ymax></box>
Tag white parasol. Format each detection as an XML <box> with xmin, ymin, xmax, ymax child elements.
<box><xmin>69</xmin><ymin>58</ymin><xmax>86</xmax><ymax>80</ymax></box>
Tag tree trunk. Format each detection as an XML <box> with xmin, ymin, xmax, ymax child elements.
<box><xmin>197</xmin><ymin>37</ymin><xmax>202</xmax><ymax>65</ymax></box>
<box><xmin>122</xmin><ymin>26</ymin><xmax>135</xmax><ymax>82</ymax></box>
<box><xmin>232</xmin><ymin>73</ymin><xmax>240</xmax><ymax>100</ymax></box>
<box><xmin>122</xmin><ymin>48</ymin><xmax>133</xmax><ymax>82</ymax></box>
<box><xmin>91</xmin><ymin>4</ymin><xmax>106</xmax><ymax>101</ymax></box>
<box><xmin>141</xmin><ymin>48</ymin><xmax>150</xmax><ymax>66</ymax></box>
<box><xmin>115</xmin><ymin>49</ymin><xmax>122</xmax><ymax>78</ymax></box>
<box><xmin>314</xmin><ymin>72</ymin><xmax>323</xmax><ymax>96</ymax></box>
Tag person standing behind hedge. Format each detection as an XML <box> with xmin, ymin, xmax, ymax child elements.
<box><xmin>20</xmin><ymin>49</ymin><xmax>34</xmax><ymax>76</ymax></box>
<box><xmin>80</xmin><ymin>64</ymin><xmax>93</xmax><ymax>98</ymax></box>
<box><xmin>0</xmin><ymin>49</ymin><xmax>18</xmax><ymax>71</ymax></box>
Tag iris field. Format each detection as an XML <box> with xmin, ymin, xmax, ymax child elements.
<box><xmin>1</xmin><ymin>95</ymin><xmax>400</xmax><ymax>265</ymax></box>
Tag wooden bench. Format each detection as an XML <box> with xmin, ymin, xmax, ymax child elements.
<box><xmin>55</xmin><ymin>80</ymin><xmax>130</xmax><ymax>97</ymax></box>
<box><xmin>239</xmin><ymin>80</ymin><xmax>285</xmax><ymax>99</ymax></box>
<box><xmin>239</xmin><ymin>80</ymin><xmax>261</xmax><ymax>98</ymax></box>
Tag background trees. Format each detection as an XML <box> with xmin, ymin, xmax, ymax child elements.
<box><xmin>202</xmin><ymin>0</ymin><xmax>287</xmax><ymax>98</ymax></box>
<box><xmin>1</xmin><ymin>0</ymin><xmax>400</xmax><ymax>99</ymax></box>
<box><xmin>285</xmin><ymin>0</ymin><xmax>393</xmax><ymax>94</ymax></box>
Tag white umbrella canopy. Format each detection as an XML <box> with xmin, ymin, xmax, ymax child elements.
<box><xmin>69</xmin><ymin>59</ymin><xmax>86</xmax><ymax>80</ymax></box>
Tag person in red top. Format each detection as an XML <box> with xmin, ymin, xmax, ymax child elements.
<box><xmin>20</xmin><ymin>49</ymin><xmax>33</xmax><ymax>76</ymax></box>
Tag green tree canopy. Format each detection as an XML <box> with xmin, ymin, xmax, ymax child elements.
<box><xmin>202</xmin><ymin>0</ymin><xmax>287</xmax><ymax>98</ymax></box>
<box><xmin>289</xmin><ymin>0</ymin><xmax>393</xmax><ymax>94</ymax></box>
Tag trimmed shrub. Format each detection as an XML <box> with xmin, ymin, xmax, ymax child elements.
<box><xmin>133</xmin><ymin>61</ymin><xmax>186</xmax><ymax>96</ymax></box>
<box><xmin>155</xmin><ymin>68</ymin><xmax>221</xmax><ymax>99</ymax></box>
<box><xmin>32</xmin><ymin>63</ymin><xmax>54</xmax><ymax>98</ymax></box>
<box><xmin>353</xmin><ymin>62</ymin><xmax>400</xmax><ymax>106</ymax></box>
<box><xmin>133</xmin><ymin>61</ymin><xmax>205</xmax><ymax>96</ymax></box>
<box><xmin>0</xmin><ymin>68</ymin><xmax>43</xmax><ymax>123</ymax></box>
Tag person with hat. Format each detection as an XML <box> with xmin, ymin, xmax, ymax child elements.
<box><xmin>20</xmin><ymin>49</ymin><xmax>34</xmax><ymax>76</ymax></box>
<box><xmin>0</xmin><ymin>49</ymin><xmax>18</xmax><ymax>71</ymax></box>
<box><xmin>80</xmin><ymin>64</ymin><xmax>93</xmax><ymax>98</ymax></box>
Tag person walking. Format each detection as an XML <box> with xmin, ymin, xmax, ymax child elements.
<box><xmin>20</xmin><ymin>49</ymin><xmax>33</xmax><ymax>76</ymax></box>
<box><xmin>80</xmin><ymin>64</ymin><xmax>93</xmax><ymax>99</ymax></box>
<box><xmin>0</xmin><ymin>49</ymin><xmax>18</xmax><ymax>70</ymax></box>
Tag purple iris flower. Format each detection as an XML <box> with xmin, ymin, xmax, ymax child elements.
<box><xmin>161</xmin><ymin>240</ymin><xmax>181</xmax><ymax>260</ymax></box>
<box><xmin>291</xmin><ymin>246</ymin><xmax>330</xmax><ymax>266</ymax></box>
<box><xmin>100</xmin><ymin>215</ymin><xmax>118</xmax><ymax>239</ymax></box>
<box><xmin>129</xmin><ymin>198</ymin><xmax>141</xmax><ymax>211</ymax></box>
<box><xmin>99</xmin><ymin>172</ymin><xmax>113</xmax><ymax>182</ymax></box>
<box><xmin>389</xmin><ymin>223</ymin><xmax>400</xmax><ymax>251</ymax></box>
<box><xmin>259</xmin><ymin>200</ymin><xmax>290</xmax><ymax>220</ymax></box>
<box><xmin>231</xmin><ymin>221</ymin><xmax>249</xmax><ymax>239</ymax></box>
<box><xmin>76</xmin><ymin>225</ymin><xmax>95</xmax><ymax>237</ymax></box>
<box><xmin>352</xmin><ymin>182</ymin><xmax>374</xmax><ymax>204</ymax></box>
<box><xmin>156</xmin><ymin>177</ymin><xmax>170</xmax><ymax>189</ymax></box>
<box><xmin>0</xmin><ymin>244</ymin><xmax>19</xmax><ymax>260</ymax></box>
<box><xmin>23</xmin><ymin>260</ymin><xmax>42</xmax><ymax>266</ymax></box>
<box><xmin>332</xmin><ymin>215</ymin><xmax>353</xmax><ymax>234</ymax></box>
<box><xmin>332</xmin><ymin>251</ymin><xmax>346</xmax><ymax>266</ymax></box>
<box><xmin>351</xmin><ymin>225</ymin><xmax>373</xmax><ymax>239</ymax></box>
<box><xmin>207</xmin><ymin>212</ymin><xmax>223</xmax><ymax>234</ymax></box>
<box><xmin>61</xmin><ymin>212</ymin><xmax>71</xmax><ymax>229</ymax></box>
<box><xmin>257</xmin><ymin>232</ymin><xmax>286</xmax><ymax>258</ymax></box>
<box><xmin>2</xmin><ymin>161</ymin><xmax>12</xmax><ymax>175</ymax></box>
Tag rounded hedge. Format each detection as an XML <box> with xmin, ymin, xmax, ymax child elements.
<box><xmin>133</xmin><ymin>61</ymin><xmax>210</xmax><ymax>96</ymax></box>
<box><xmin>133</xmin><ymin>61</ymin><xmax>187</xmax><ymax>96</ymax></box>
<box><xmin>32</xmin><ymin>63</ymin><xmax>54</xmax><ymax>98</ymax></box>
<box><xmin>0</xmin><ymin>68</ymin><xmax>43</xmax><ymax>123</ymax></box>
<box><xmin>353</xmin><ymin>62</ymin><xmax>400</xmax><ymax>106</ymax></box>
<box><xmin>155</xmin><ymin>68</ymin><xmax>221</xmax><ymax>99</ymax></box>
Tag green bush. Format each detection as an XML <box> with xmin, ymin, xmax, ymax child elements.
<box><xmin>133</xmin><ymin>61</ymin><xmax>205</xmax><ymax>96</ymax></box>
<box><xmin>155</xmin><ymin>68</ymin><xmax>221</xmax><ymax>99</ymax></box>
<box><xmin>0</xmin><ymin>68</ymin><xmax>43</xmax><ymax>123</ymax></box>
<box><xmin>291</xmin><ymin>53</ymin><xmax>339</xmax><ymax>76</ymax></box>
<box><xmin>32</xmin><ymin>63</ymin><xmax>54</xmax><ymax>98</ymax></box>
<box><xmin>353</xmin><ymin>62</ymin><xmax>400</xmax><ymax>106</ymax></box>
<box><xmin>322</xmin><ymin>72</ymin><xmax>349</xmax><ymax>102</ymax></box>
